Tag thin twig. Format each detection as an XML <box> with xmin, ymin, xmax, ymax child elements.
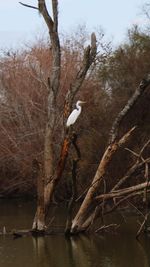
<box><xmin>140</xmin><ymin>139</ymin><xmax>150</xmax><ymax>155</ymax></box>
<box><xmin>125</xmin><ymin>147</ymin><xmax>140</xmax><ymax>158</ymax></box>
<box><xmin>103</xmin><ymin>190</ymin><xmax>150</xmax><ymax>216</ymax></box>
<box><xmin>95</xmin><ymin>223</ymin><xmax>119</xmax><ymax>233</ymax></box>
<box><xmin>19</xmin><ymin>2</ymin><xmax>39</xmax><ymax>10</ymax></box>
<box><xmin>136</xmin><ymin>212</ymin><xmax>150</xmax><ymax>239</ymax></box>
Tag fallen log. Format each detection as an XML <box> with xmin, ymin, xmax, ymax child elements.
<box><xmin>0</xmin><ymin>227</ymin><xmax>65</xmax><ymax>238</ymax></box>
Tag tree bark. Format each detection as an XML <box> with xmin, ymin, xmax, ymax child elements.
<box><xmin>109</xmin><ymin>77</ymin><xmax>150</xmax><ymax>144</ymax></box>
<box><xmin>64</xmin><ymin>33</ymin><xmax>97</xmax><ymax>119</ymax></box>
<box><xmin>31</xmin><ymin>0</ymin><xmax>61</xmax><ymax>230</ymax></box>
<box><xmin>65</xmin><ymin>133</ymin><xmax>80</xmax><ymax>234</ymax></box>
<box><xmin>40</xmin><ymin>0</ymin><xmax>61</xmax><ymax>201</ymax></box>
<box><xmin>71</xmin><ymin>127</ymin><xmax>135</xmax><ymax>233</ymax></box>
<box><xmin>32</xmin><ymin>160</ymin><xmax>45</xmax><ymax>231</ymax></box>
<box><xmin>95</xmin><ymin>181</ymin><xmax>150</xmax><ymax>201</ymax></box>
<box><xmin>45</xmin><ymin>33</ymin><xmax>97</xmax><ymax>205</ymax></box>
<box><xmin>29</xmin><ymin>1</ymin><xmax>97</xmax><ymax>230</ymax></box>
<box><xmin>71</xmin><ymin>76</ymin><xmax>150</xmax><ymax>234</ymax></box>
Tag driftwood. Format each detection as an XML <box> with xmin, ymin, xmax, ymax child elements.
<box><xmin>0</xmin><ymin>228</ymin><xmax>65</xmax><ymax>238</ymax></box>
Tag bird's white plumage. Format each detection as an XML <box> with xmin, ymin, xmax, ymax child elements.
<box><xmin>66</xmin><ymin>100</ymin><xmax>85</xmax><ymax>127</ymax></box>
<box><xmin>66</xmin><ymin>108</ymin><xmax>81</xmax><ymax>127</ymax></box>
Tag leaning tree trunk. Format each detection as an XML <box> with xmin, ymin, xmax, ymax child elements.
<box><xmin>71</xmin><ymin>77</ymin><xmax>150</xmax><ymax>233</ymax></box>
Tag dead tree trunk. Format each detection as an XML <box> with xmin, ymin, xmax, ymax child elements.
<box><xmin>43</xmin><ymin>32</ymin><xmax>97</xmax><ymax>208</ymax></box>
<box><xmin>20</xmin><ymin>1</ymin><xmax>97</xmax><ymax>231</ymax></box>
<box><xmin>27</xmin><ymin>0</ymin><xmax>61</xmax><ymax>230</ymax></box>
<box><xmin>65</xmin><ymin>133</ymin><xmax>80</xmax><ymax>234</ymax></box>
<box><xmin>40</xmin><ymin>0</ymin><xmax>61</xmax><ymax>212</ymax></box>
<box><xmin>32</xmin><ymin>160</ymin><xmax>45</xmax><ymax>231</ymax></box>
<box><xmin>71</xmin><ymin>77</ymin><xmax>150</xmax><ymax>233</ymax></box>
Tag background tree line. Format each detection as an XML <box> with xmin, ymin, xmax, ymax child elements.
<box><xmin>0</xmin><ymin>22</ymin><xmax>149</xmax><ymax>200</ymax></box>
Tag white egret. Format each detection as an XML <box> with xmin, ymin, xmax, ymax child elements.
<box><xmin>66</xmin><ymin>100</ymin><xmax>86</xmax><ymax>127</ymax></box>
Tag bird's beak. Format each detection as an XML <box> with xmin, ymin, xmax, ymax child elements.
<box><xmin>80</xmin><ymin>101</ymin><xmax>86</xmax><ymax>105</ymax></box>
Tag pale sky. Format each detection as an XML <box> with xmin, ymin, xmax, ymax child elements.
<box><xmin>0</xmin><ymin>0</ymin><xmax>147</xmax><ymax>51</ymax></box>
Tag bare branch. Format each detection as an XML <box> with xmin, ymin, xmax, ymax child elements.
<box><xmin>115</xmin><ymin>140</ymin><xmax>150</xmax><ymax>191</ymax></box>
<box><xmin>140</xmin><ymin>139</ymin><xmax>150</xmax><ymax>155</ymax></box>
<box><xmin>143</xmin><ymin>162</ymin><xmax>149</xmax><ymax>207</ymax></box>
<box><xmin>136</xmin><ymin>212</ymin><xmax>150</xmax><ymax>239</ymax></box>
<box><xmin>109</xmin><ymin>76</ymin><xmax>150</xmax><ymax>144</ymax></box>
<box><xmin>105</xmin><ymin>191</ymin><xmax>150</xmax><ymax>215</ymax></box>
<box><xmin>96</xmin><ymin>181</ymin><xmax>150</xmax><ymax>201</ymax></box>
<box><xmin>125</xmin><ymin>147</ymin><xmax>140</xmax><ymax>158</ymax></box>
<box><xmin>19</xmin><ymin>2</ymin><xmax>38</xmax><ymax>10</ymax></box>
<box><xmin>95</xmin><ymin>224</ymin><xmax>119</xmax><ymax>233</ymax></box>
<box><xmin>38</xmin><ymin>0</ymin><xmax>54</xmax><ymax>31</ymax></box>
<box><xmin>112</xmin><ymin>158</ymin><xmax>150</xmax><ymax>191</ymax></box>
<box><xmin>64</xmin><ymin>32</ymin><xmax>97</xmax><ymax>119</ymax></box>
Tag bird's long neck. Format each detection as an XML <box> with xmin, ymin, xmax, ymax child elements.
<box><xmin>76</xmin><ymin>103</ymin><xmax>81</xmax><ymax>112</ymax></box>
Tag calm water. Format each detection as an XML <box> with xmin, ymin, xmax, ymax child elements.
<box><xmin>0</xmin><ymin>199</ymin><xmax>150</xmax><ymax>267</ymax></box>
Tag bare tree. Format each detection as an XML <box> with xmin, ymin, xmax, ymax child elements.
<box><xmin>71</xmin><ymin>77</ymin><xmax>150</xmax><ymax>233</ymax></box>
<box><xmin>20</xmin><ymin>0</ymin><xmax>97</xmax><ymax>231</ymax></box>
<box><xmin>18</xmin><ymin>1</ymin><xmax>150</xmax><ymax>237</ymax></box>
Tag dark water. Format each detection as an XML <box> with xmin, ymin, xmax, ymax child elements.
<box><xmin>0</xmin><ymin>200</ymin><xmax>150</xmax><ymax>267</ymax></box>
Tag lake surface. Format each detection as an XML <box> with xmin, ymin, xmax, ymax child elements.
<box><xmin>0</xmin><ymin>199</ymin><xmax>150</xmax><ymax>267</ymax></box>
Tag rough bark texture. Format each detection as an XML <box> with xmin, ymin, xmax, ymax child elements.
<box><xmin>96</xmin><ymin>181</ymin><xmax>150</xmax><ymax>201</ymax></box>
<box><xmin>65</xmin><ymin>133</ymin><xmax>80</xmax><ymax>234</ymax></box>
<box><xmin>45</xmin><ymin>33</ymin><xmax>97</xmax><ymax>204</ymax></box>
<box><xmin>31</xmin><ymin>0</ymin><xmax>61</xmax><ymax>230</ymax></box>
<box><xmin>71</xmin><ymin>127</ymin><xmax>135</xmax><ymax>233</ymax></box>
<box><xmin>39</xmin><ymin>0</ymin><xmax>61</xmax><ymax>192</ymax></box>
<box><xmin>45</xmin><ymin>134</ymin><xmax>71</xmax><ymax>205</ymax></box>
<box><xmin>71</xmin><ymin>77</ymin><xmax>150</xmax><ymax>234</ymax></box>
<box><xmin>64</xmin><ymin>33</ymin><xmax>97</xmax><ymax>119</ymax></box>
<box><xmin>27</xmin><ymin>1</ymin><xmax>97</xmax><ymax>230</ymax></box>
<box><xmin>109</xmin><ymin>77</ymin><xmax>150</xmax><ymax>144</ymax></box>
<box><xmin>32</xmin><ymin>160</ymin><xmax>45</xmax><ymax>231</ymax></box>
<box><xmin>81</xmin><ymin>140</ymin><xmax>150</xmax><ymax>231</ymax></box>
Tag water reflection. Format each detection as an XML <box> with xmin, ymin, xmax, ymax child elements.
<box><xmin>30</xmin><ymin>234</ymin><xmax>150</xmax><ymax>267</ymax></box>
<box><xmin>0</xmin><ymin>200</ymin><xmax>150</xmax><ymax>267</ymax></box>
